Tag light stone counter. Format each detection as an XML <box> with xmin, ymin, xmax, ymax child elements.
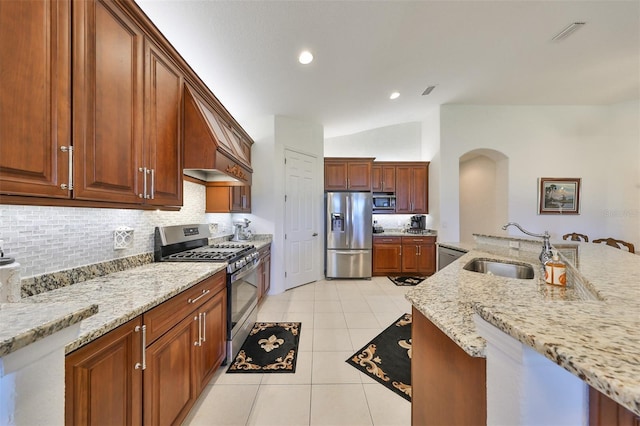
<box><xmin>22</xmin><ymin>262</ymin><xmax>225</xmax><ymax>353</ymax></box>
<box><xmin>373</xmin><ymin>228</ymin><xmax>437</xmax><ymax>237</ymax></box>
<box><xmin>405</xmin><ymin>235</ymin><xmax>640</xmax><ymax>416</ymax></box>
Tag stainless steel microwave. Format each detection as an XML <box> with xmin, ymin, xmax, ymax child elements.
<box><xmin>372</xmin><ymin>193</ymin><xmax>396</xmax><ymax>211</ymax></box>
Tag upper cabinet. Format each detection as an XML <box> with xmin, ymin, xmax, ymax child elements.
<box><xmin>73</xmin><ymin>0</ymin><xmax>183</xmax><ymax>206</ymax></box>
<box><xmin>372</xmin><ymin>162</ymin><xmax>396</xmax><ymax>192</ymax></box>
<box><xmin>395</xmin><ymin>163</ymin><xmax>429</xmax><ymax>214</ymax></box>
<box><xmin>0</xmin><ymin>0</ymin><xmax>71</xmax><ymax>198</ymax></box>
<box><xmin>324</xmin><ymin>157</ymin><xmax>374</xmax><ymax>191</ymax></box>
<box><xmin>1</xmin><ymin>0</ymin><xmax>253</xmax><ymax>208</ymax></box>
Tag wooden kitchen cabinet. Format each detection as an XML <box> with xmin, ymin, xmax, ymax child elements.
<box><xmin>65</xmin><ymin>271</ymin><xmax>227</xmax><ymax>425</ymax></box>
<box><xmin>589</xmin><ymin>387</ymin><xmax>640</xmax><ymax>426</ymax></box>
<box><xmin>402</xmin><ymin>235</ymin><xmax>436</xmax><ymax>276</ymax></box>
<box><xmin>371</xmin><ymin>163</ymin><xmax>396</xmax><ymax>192</ymax></box>
<box><xmin>257</xmin><ymin>244</ymin><xmax>272</xmax><ymax>303</ymax></box>
<box><xmin>372</xmin><ymin>236</ymin><xmax>402</xmax><ymax>276</ymax></box>
<box><xmin>324</xmin><ymin>157</ymin><xmax>374</xmax><ymax>191</ymax></box>
<box><xmin>73</xmin><ymin>0</ymin><xmax>183</xmax><ymax>206</ymax></box>
<box><xmin>206</xmin><ymin>182</ymin><xmax>251</xmax><ymax>213</ymax></box>
<box><xmin>412</xmin><ymin>307</ymin><xmax>486</xmax><ymax>425</ymax></box>
<box><xmin>0</xmin><ymin>0</ymin><xmax>72</xmax><ymax>198</ymax></box>
<box><xmin>65</xmin><ymin>316</ymin><xmax>143</xmax><ymax>426</ymax></box>
<box><xmin>395</xmin><ymin>163</ymin><xmax>429</xmax><ymax>213</ymax></box>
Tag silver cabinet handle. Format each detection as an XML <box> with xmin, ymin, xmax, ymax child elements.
<box><xmin>59</xmin><ymin>146</ymin><xmax>73</xmax><ymax>190</ymax></box>
<box><xmin>139</xmin><ymin>167</ymin><xmax>147</xmax><ymax>198</ymax></box>
<box><xmin>134</xmin><ymin>325</ymin><xmax>146</xmax><ymax>370</ymax></box>
<box><xmin>188</xmin><ymin>289</ymin><xmax>210</xmax><ymax>304</ymax></box>
<box><xmin>149</xmin><ymin>168</ymin><xmax>155</xmax><ymax>199</ymax></box>
<box><xmin>201</xmin><ymin>312</ymin><xmax>206</xmax><ymax>343</ymax></box>
<box><xmin>194</xmin><ymin>315</ymin><xmax>200</xmax><ymax>346</ymax></box>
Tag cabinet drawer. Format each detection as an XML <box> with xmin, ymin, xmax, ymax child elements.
<box><xmin>144</xmin><ymin>271</ymin><xmax>226</xmax><ymax>345</ymax></box>
<box><xmin>374</xmin><ymin>236</ymin><xmax>402</xmax><ymax>244</ymax></box>
<box><xmin>402</xmin><ymin>236</ymin><xmax>435</xmax><ymax>244</ymax></box>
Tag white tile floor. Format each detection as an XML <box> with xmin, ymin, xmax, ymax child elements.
<box><xmin>183</xmin><ymin>276</ymin><xmax>413</xmax><ymax>426</ymax></box>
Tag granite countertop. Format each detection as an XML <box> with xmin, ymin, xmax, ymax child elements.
<box><xmin>0</xmin><ymin>302</ymin><xmax>98</xmax><ymax>357</ymax></box>
<box><xmin>373</xmin><ymin>228</ymin><xmax>437</xmax><ymax>237</ymax></box>
<box><xmin>406</xmin><ymin>235</ymin><xmax>640</xmax><ymax>416</ymax></box>
<box><xmin>1</xmin><ymin>236</ymin><xmax>273</xmax><ymax>358</ymax></box>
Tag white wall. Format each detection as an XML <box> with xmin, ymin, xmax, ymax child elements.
<box><xmin>439</xmin><ymin>103</ymin><xmax>640</xmax><ymax>247</ymax></box>
<box><xmin>460</xmin><ymin>155</ymin><xmax>499</xmax><ymax>243</ymax></box>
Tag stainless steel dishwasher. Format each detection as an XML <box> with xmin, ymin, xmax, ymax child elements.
<box><xmin>437</xmin><ymin>245</ymin><xmax>467</xmax><ymax>271</ymax></box>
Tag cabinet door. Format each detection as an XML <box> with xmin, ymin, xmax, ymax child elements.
<box><xmin>194</xmin><ymin>289</ymin><xmax>227</xmax><ymax>393</ymax></box>
<box><xmin>346</xmin><ymin>161</ymin><xmax>372</xmax><ymax>190</ymax></box>
<box><xmin>417</xmin><ymin>243</ymin><xmax>436</xmax><ymax>276</ymax></box>
<box><xmin>324</xmin><ymin>161</ymin><xmax>348</xmax><ymax>190</ymax></box>
<box><xmin>144</xmin><ymin>313</ymin><xmax>198</xmax><ymax>426</ymax></box>
<box><xmin>411</xmin><ymin>165</ymin><xmax>429</xmax><ymax>213</ymax></box>
<box><xmin>231</xmin><ymin>185</ymin><xmax>251</xmax><ymax>212</ymax></box>
<box><xmin>372</xmin><ymin>164</ymin><xmax>396</xmax><ymax>192</ymax></box>
<box><xmin>371</xmin><ymin>165</ymin><xmax>383</xmax><ymax>192</ymax></box>
<box><xmin>395</xmin><ymin>166</ymin><xmax>412</xmax><ymax>213</ymax></box>
<box><xmin>0</xmin><ymin>0</ymin><xmax>71</xmax><ymax>198</ymax></box>
<box><xmin>373</xmin><ymin>238</ymin><xmax>402</xmax><ymax>275</ymax></box>
<box><xmin>263</xmin><ymin>253</ymin><xmax>271</xmax><ymax>295</ymax></box>
<box><xmin>589</xmin><ymin>387</ymin><xmax>640</xmax><ymax>426</ymax></box>
<box><xmin>65</xmin><ymin>316</ymin><xmax>143</xmax><ymax>426</ymax></box>
<box><xmin>401</xmin><ymin>243</ymin><xmax>419</xmax><ymax>273</ymax></box>
<box><xmin>72</xmin><ymin>0</ymin><xmax>144</xmax><ymax>203</ymax></box>
<box><xmin>144</xmin><ymin>39</ymin><xmax>183</xmax><ymax>206</ymax></box>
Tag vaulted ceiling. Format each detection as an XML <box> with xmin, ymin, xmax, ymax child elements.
<box><xmin>136</xmin><ymin>0</ymin><xmax>639</xmax><ymax>138</ymax></box>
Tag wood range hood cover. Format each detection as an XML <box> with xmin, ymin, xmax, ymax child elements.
<box><xmin>183</xmin><ymin>85</ymin><xmax>252</xmax><ymax>185</ymax></box>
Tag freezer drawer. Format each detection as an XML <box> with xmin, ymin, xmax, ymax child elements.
<box><xmin>326</xmin><ymin>249</ymin><xmax>372</xmax><ymax>279</ymax></box>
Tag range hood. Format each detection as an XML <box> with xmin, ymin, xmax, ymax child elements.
<box><xmin>183</xmin><ymin>85</ymin><xmax>252</xmax><ymax>184</ymax></box>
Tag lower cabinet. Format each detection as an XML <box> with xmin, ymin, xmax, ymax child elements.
<box><xmin>65</xmin><ymin>270</ymin><xmax>227</xmax><ymax>425</ymax></box>
<box><xmin>257</xmin><ymin>244</ymin><xmax>271</xmax><ymax>303</ymax></box>
<box><xmin>412</xmin><ymin>307</ymin><xmax>486</xmax><ymax>425</ymax></box>
<box><xmin>589</xmin><ymin>386</ymin><xmax>640</xmax><ymax>426</ymax></box>
<box><xmin>373</xmin><ymin>235</ymin><xmax>436</xmax><ymax>276</ymax></box>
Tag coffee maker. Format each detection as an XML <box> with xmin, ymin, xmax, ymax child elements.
<box><xmin>409</xmin><ymin>215</ymin><xmax>426</xmax><ymax>233</ymax></box>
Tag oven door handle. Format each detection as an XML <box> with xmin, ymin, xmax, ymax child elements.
<box><xmin>231</xmin><ymin>258</ymin><xmax>261</xmax><ymax>282</ymax></box>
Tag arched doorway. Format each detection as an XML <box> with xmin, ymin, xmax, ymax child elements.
<box><xmin>459</xmin><ymin>149</ymin><xmax>508</xmax><ymax>243</ymax></box>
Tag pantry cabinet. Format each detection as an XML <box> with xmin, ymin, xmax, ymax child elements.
<box><xmin>372</xmin><ymin>236</ymin><xmax>402</xmax><ymax>276</ymax></box>
<box><xmin>0</xmin><ymin>0</ymin><xmax>71</xmax><ymax>198</ymax></box>
<box><xmin>395</xmin><ymin>163</ymin><xmax>429</xmax><ymax>214</ymax></box>
<box><xmin>65</xmin><ymin>270</ymin><xmax>227</xmax><ymax>425</ymax></box>
<box><xmin>324</xmin><ymin>158</ymin><xmax>374</xmax><ymax>191</ymax></box>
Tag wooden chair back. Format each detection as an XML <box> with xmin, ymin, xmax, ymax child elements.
<box><xmin>562</xmin><ymin>233</ymin><xmax>589</xmax><ymax>242</ymax></box>
<box><xmin>592</xmin><ymin>238</ymin><xmax>635</xmax><ymax>254</ymax></box>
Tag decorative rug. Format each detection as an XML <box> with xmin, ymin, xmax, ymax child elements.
<box><xmin>388</xmin><ymin>276</ymin><xmax>425</xmax><ymax>286</ymax></box>
<box><xmin>227</xmin><ymin>322</ymin><xmax>301</xmax><ymax>373</ymax></box>
<box><xmin>346</xmin><ymin>313</ymin><xmax>412</xmax><ymax>401</ymax></box>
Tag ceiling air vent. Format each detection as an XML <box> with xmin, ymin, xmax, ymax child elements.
<box><xmin>551</xmin><ymin>22</ymin><xmax>586</xmax><ymax>41</ymax></box>
<box><xmin>422</xmin><ymin>86</ymin><xmax>436</xmax><ymax>96</ymax></box>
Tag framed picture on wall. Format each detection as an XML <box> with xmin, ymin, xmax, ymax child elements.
<box><xmin>538</xmin><ymin>178</ymin><xmax>581</xmax><ymax>215</ymax></box>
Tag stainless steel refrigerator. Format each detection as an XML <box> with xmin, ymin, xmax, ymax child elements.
<box><xmin>325</xmin><ymin>192</ymin><xmax>373</xmax><ymax>279</ymax></box>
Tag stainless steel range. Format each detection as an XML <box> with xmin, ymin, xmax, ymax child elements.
<box><xmin>154</xmin><ymin>224</ymin><xmax>260</xmax><ymax>363</ymax></box>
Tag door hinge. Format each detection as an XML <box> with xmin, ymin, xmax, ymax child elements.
<box><xmin>285</xmin><ymin>271</ymin><xmax>287</xmax><ymax>277</ymax></box>
<box><xmin>285</xmin><ymin>195</ymin><xmax>287</xmax><ymax>202</ymax></box>
<box><xmin>284</xmin><ymin>234</ymin><xmax>287</xmax><ymax>240</ymax></box>
<box><xmin>284</xmin><ymin>158</ymin><xmax>287</xmax><ymax>164</ymax></box>
<box><xmin>60</xmin><ymin>146</ymin><xmax>73</xmax><ymax>190</ymax></box>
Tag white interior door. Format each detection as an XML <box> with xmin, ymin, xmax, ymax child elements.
<box><xmin>285</xmin><ymin>149</ymin><xmax>318</xmax><ymax>290</ymax></box>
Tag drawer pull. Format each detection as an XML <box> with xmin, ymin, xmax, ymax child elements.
<box><xmin>134</xmin><ymin>325</ymin><xmax>146</xmax><ymax>370</ymax></box>
<box><xmin>188</xmin><ymin>289</ymin><xmax>210</xmax><ymax>304</ymax></box>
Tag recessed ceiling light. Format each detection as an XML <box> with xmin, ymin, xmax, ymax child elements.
<box><xmin>551</xmin><ymin>22</ymin><xmax>586</xmax><ymax>41</ymax></box>
<box><xmin>389</xmin><ymin>92</ymin><xmax>400</xmax><ymax>100</ymax></box>
<box><xmin>298</xmin><ymin>50</ymin><xmax>313</xmax><ymax>65</ymax></box>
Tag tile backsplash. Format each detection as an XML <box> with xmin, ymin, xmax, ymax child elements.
<box><xmin>0</xmin><ymin>181</ymin><xmax>209</xmax><ymax>278</ymax></box>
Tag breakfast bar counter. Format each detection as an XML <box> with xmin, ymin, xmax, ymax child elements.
<box><xmin>405</xmin><ymin>235</ymin><xmax>640</xmax><ymax>417</ymax></box>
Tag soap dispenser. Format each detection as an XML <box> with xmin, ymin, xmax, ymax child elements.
<box><xmin>544</xmin><ymin>250</ymin><xmax>566</xmax><ymax>286</ymax></box>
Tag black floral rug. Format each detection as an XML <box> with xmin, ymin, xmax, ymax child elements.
<box><xmin>346</xmin><ymin>313</ymin><xmax>412</xmax><ymax>401</ymax></box>
<box><xmin>388</xmin><ymin>276</ymin><xmax>425</xmax><ymax>286</ymax></box>
<box><xmin>227</xmin><ymin>322</ymin><xmax>301</xmax><ymax>373</ymax></box>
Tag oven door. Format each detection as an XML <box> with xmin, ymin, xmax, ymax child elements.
<box><xmin>227</xmin><ymin>258</ymin><xmax>260</xmax><ymax>361</ymax></box>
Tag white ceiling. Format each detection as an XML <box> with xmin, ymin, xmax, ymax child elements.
<box><xmin>135</xmin><ymin>0</ymin><xmax>639</xmax><ymax>139</ymax></box>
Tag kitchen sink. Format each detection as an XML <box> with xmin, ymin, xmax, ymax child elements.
<box><xmin>463</xmin><ymin>258</ymin><xmax>535</xmax><ymax>279</ymax></box>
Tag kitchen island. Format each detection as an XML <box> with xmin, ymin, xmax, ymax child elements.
<box><xmin>406</xmin><ymin>235</ymin><xmax>640</xmax><ymax>424</ymax></box>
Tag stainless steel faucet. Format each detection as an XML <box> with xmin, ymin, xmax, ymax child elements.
<box><xmin>502</xmin><ymin>222</ymin><xmax>552</xmax><ymax>264</ymax></box>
